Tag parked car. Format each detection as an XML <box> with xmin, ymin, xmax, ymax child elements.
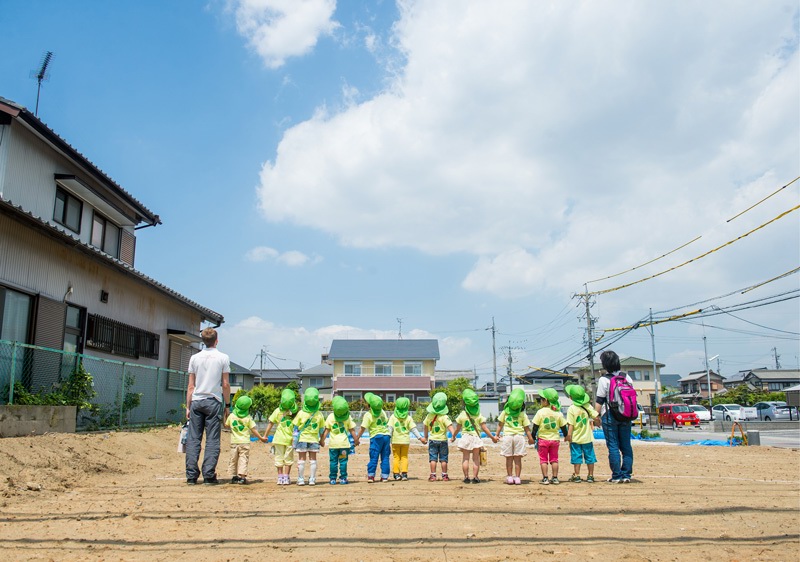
<box><xmin>688</xmin><ymin>405</ymin><xmax>711</xmax><ymax>422</ymax></box>
<box><xmin>636</xmin><ymin>404</ymin><xmax>649</xmax><ymax>425</ymax></box>
<box><xmin>658</xmin><ymin>404</ymin><xmax>700</xmax><ymax>429</ymax></box>
<box><xmin>711</xmin><ymin>403</ymin><xmax>757</xmax><ymax>421</ymax></box>
<box><xmin>753</xmin><ymin>401</ymin><xmax>799</xmax><ymax>421</ymax></box>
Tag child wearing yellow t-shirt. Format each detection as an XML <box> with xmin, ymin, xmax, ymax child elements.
<box><xmin>291</xmin><ymin>387</ymin><xmax>325</xmax><ymax>486</ymax></box>
<box><xmin>564</xmin><ymin>384</ymin><xmax>599</xmax><ymax>483</ymax></box>
<box><xmin>264</xmin><ymin>388</ymin><xmax>299</xmax><ymax>485</ymax></box>
<box><xmin>388</xmin><ymin>397</ymin><xmax>426</xmax><ymax>481</ymax></box>
<box><xmin>224</xmin><ymin>395</ymin><xmax>268</xmax><ymax>485</ymax></box>
<box><xmin>497</xmin><ymin>388</ymin><xmax>534</xmax><ymax>485</ymax></box>
<box><xmin>423</xmin><ymin>392</ymin><xmax>456</xmax><ymax>482</ymax></box>
<box><xmin>320</xmin><ymin>396</ymin><xmax>360</xmax><ymax>485</ymax></box>
<box><xmin>451</xmin><ymin>389</ymin><xmax>498</xmax><ymax>483</ymax></box>
<box><xmin>356</xmin><ymin>393</ymin><xmax>392</xmax><ymax>483</ymax></box>
<box><xmin>531</xmin><ymin>388</ymin><xmax>568</xmax><ymax>485</ymax></box>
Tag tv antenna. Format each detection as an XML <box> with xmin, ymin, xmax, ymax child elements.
<box><xmin>396</xmin><ymin>318</ymin><xmax>403</xmax><ymax>339</ymax></box>
<box><xmin>30</xmin><ymin>51</ymin><xmax>54</xmax><ymax>117</ymax></box>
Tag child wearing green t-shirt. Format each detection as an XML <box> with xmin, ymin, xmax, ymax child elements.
<box><xmin>224</xmin><ymin>395</ymin><xmax>268</xmax><ymax>485</ymax></box>
<box><xmin>423</xmin><ymin>392</ymin><xmax>456</xmax><ymax>482</ymax></box>
<box><xmin>531</xmin><ymin>388</ymin><xmax>568</xmax><ymax>485</ymax></box>
<box><xmin>320</xmin><ymin>396</ymin><xmax>360</xmax><ymax>485</ymax></box>
<box><xmin>292</xmin><ymin>387</ymin><xmax>325</xmax><ymax>486</ymax></box>
<box><xmin>564</xmin><ymin>384</ymin><xmax>599</xmax><ymax>483</ymax></box>
<box><xmin>388</xmin><ymin>397</ymin><xmax>426</xmax><ymax>481</ymax></box>
<box><xmin>356</xmin><ymin>393</ymin><xmax>392</xmax><ymax>482</ymax></box>
<box><xmin>497</xmin><ymin>388</ymin><xmax>534</xmax><ymax>485</ymax></box>
<box><xmin>264</xmin><ymin>388</ymin><xmax>299</xmax><ymax>485</ymax></box>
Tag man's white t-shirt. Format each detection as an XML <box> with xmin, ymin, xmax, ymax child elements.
<box><xmin>596</xmin><ymin>371</ymin><xmax>634</xmax><ymax>416</ymax></box>
<box><xmin>189</xmin><ymin>348</ymin><xmax>230</xmax><ymax>403</ymax></box>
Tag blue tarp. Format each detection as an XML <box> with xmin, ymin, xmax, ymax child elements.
<box><xmin>679</xmin><ymin>439</ymin><xmax>742</xmax><ymax>447</ymax></box>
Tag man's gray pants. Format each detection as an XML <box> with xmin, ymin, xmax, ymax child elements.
<box><xmin>185</xmin><ymin>398</ymin><xmax>222</xmax><ymax>481</ymax></box>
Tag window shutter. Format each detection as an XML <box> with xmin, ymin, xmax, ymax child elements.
<box><xmin>30</xmin><ymin>295</ymin><xmax>67</xmax><ymax>391</ymax></box>
<box><xmin>120</xmin><ymin>230</ymin><xmax>136</xmax><ymax>266</ymax></box>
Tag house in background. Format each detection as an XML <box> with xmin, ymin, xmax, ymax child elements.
<box><xmin>571</xmin><ymin>356</ymin><xmax>665</xmax><ymax>409</ymax></box>
<box><xmin>737</xmin><ymin>369</ymin><xmax>800</xmax><ymax>392</ymax></box>
<box><xmin>253</xmin><ymin>368</ymin><xmax>301</xmax><ymax>389</ymax></box>
<box><xmin>675</xmin><ymin>371</ymin><xmax>725</xmax><ymax>402</ymax></box>
<box><xmin>329</xmin><ymin>339</ymin><xmax>439</xmax><ymax>403</ymax></box>
<box><xmin>299</xmin><ymin>361</ymin><xmax>333</xmax><ymax>400</ymax></box>
<box><xmin>434</xmin><ymin>369</ymin><xmax>476</xmax><ymax>388</ymax></box>
<box><xmin>0</xmin><ymin>96</ymin><xmax>223</xmax><ymax>415</ymax></box>
<box><xmin>229</xmin><ymin>361</ymin><xmax>256</xmax><ymax>397</ymax></box>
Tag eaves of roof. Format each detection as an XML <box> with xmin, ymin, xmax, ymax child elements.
<box><xmin>0</xmin><ymin>197</ymin><xmax>223</xmax><ymax>325</ymax></box>
<box><xmin>0</xmin><ymin>97</ymin><xmax>160</xmax><ymax>226</ymax></box>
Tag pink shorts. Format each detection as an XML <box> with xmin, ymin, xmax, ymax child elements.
<box><xmin>537</xmin><ymin>439</ymin><xmax>560</xmax><ymax>465</ymax></box>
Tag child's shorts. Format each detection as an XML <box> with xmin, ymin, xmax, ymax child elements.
<box><xmin>569</xmin><ymin>442</ymin><xmax>597</xmax><ymax>465</ymax></box>
<box><xmin>537</xmin><ymin>439</ymin><xmax>560</xmax><ymax>464</ymax></box>
<box><xmin>500</xmin><ymin>434</ymin><xmax>528</xmax><ymax>457</ymax></box>
<box><xmin>428</xmin><ymin>440</ymin><xmax>449</xmax><ymax>462</ymax></box>
<box><xmin>295</xmin><ymin>441</ymin><xmax>321</xmax><ymax>453</ymax></box>
<box><xmin>273</xmin><ymin>444</ymin><xmax>294</xmax><ymax>467</ymax></box>
<box><xmin>457</xmin><ymin>434</ymin><xmax>483</xmax><ymax>451</ymax></box>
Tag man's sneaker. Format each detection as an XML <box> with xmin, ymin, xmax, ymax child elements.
<box><xmin>238</xmin><ymin>477</ymin><xmax>247</xmax><ymax>485</ymax></box>
<box><xmin>308</xmin><ymin>479</ymin><xmax>316</xmax><ymax>486</ymax></box>
<box><xmin>463</xmin><ymin>477</ymin><xmax>471</xmax><ymax>484</ymax></box>
<box><xmin>297</xmin><ymin>477</ymin><xmax>306</xmax><ymax>486</ymax></box>
<box><xmin>231</xmin><ymin>476</ymin><xmax>241</xmax><ymax>484</ymax></box>
<box><xmin>621</xmin><ymin>477</ymin><xmax>631</xmax><ymax>483</ymax></box>
<box><xmin>606</xmin><ymin>478</ymin><xmax>622</xmax><ymax>483</ymax></box>
<box><xmin>338</xmin><ymin>478</ymin><xmax>349</xmax><ymax>485</ymax></box>
<box><xmin>203</xmin><ymin>477</ymin><xmax>219</xmax><ymax>485</ymax></box>
<box><xmin>539</xmin><ymin>477</ymin><xmax>550</xmax><ymax>485</ymax></box>
<box><xmin>186</xmin><ymin>478</ymin><xmax>198</xmax><ymax>485</ymax></box>
<box><xmin>429</xmin><ymin>474</ymin><xmax>437</xmax><ymax>482</ymax></box>
<box><xmin>401</xmin><ymin>473</ymin><xmax>408</xmax><ymax>481</ymax></box>
<box><xmin>586</xmin><ymin>475</ymin><xmax>595</xmax><ymax>483</ymax></box>
<box><xmin>441</xmin><ymin>474</ymin><xmax>450</xmax><ymax>482</ymax></box>
<box><xmin>550</xmin><ymin>477</ymin><xmax>560</xmax><ymax>485</ymax></box>
<box><xmin>367</xmin><ymin>476</ymin><xmax>375</xmax><ymax>483</ymax></box>
<box><xmin>471</xmin><ymin>478</ymin><xmax>481</xmax><ymax>484</ymax></box>
<box><xmin>569</xmin><ymin>474</ymin><xmax>581</xmax><ymax>483</ymax></box>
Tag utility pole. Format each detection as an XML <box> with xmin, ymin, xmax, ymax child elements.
<box><xmin>649</xmin><ymin>308</ymin><xmax>660</xmax><ymax>411</ymax></box>
<box><xmin>772</xmin><ymin>347</ymin><xmax>781</xmax><ymax>370</ymax></box>
<box><xmin>487</xmin><ymin>317</ymin><xmax>497</xmax><ymax>397</ymax></box>
<box><xmin>703</xmin><ymin>336</ymin><xmax>712</xmax><ymax>405</ymax></box>
<box><xmin>502</xmin><ymin>343</ymin><xmax>524</xmax><ymax>393</ymax></box>
<box><xmin>577</xmin><ymin>286</ymin><xmax>597</xmax><ymax>394</ymax></box>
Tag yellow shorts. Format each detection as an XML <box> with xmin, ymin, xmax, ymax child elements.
<box><xmin>273</xmin><ymin>444</ymin><xmax>295</xmax><ymax>467</ymax></box>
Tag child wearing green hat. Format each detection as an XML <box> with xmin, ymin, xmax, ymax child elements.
<box><xmin>264</xmin><ymin>388</ymin><xmax>299</xmax><ymax>485</ymax></box>
<box><xmin>388</xmin><ymin>397</ymin><xmax>426</xmax><ymax>481</ymax></box>
<box><xmin>320</xmin><ymin>396</ymin><xmax>360</xmax><ymax>485</ymax></box>
<box><xmin>564</xmin><ymin>384</ymin><xmax>599</xmax><ymax>483</ymax></box>
<box><xmin>355</xmin><ymin>393</ymin><xmax>392</xmax><ymax>482</ymax></box>
<box><xmin>497</xmin><ymin>388</ymin><xmax>534</xmax><ymax>485</ymax></box>
<box><xmin>451</xmin><ymin>389</ymin><xmax>498</xmax><ymax>484</ymax></box>
<box><xmin>224</xmin><ymin>395</ymin><xmax>269</xmax><ymax>485</ymax></box>
<box><xmin>423</xmin><ymin>392</ymin><xmax>456</xmax><ymax>481</ymax></box>
<box><xmin>292</xmin><ymin>387</ymin><xmax>325</xmax><ymax>486</ymax></box>
<box><xmin>531</xmin><ymin>388</ymin><xmax>568</xmax><ymax>485</ymax></box>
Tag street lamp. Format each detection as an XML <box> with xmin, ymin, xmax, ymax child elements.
<box><xmin>703</xmin><ymin>335</ymin><xmax>717</xmax><ymax>406</ymax></box>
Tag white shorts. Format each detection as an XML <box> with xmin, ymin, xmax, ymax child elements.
<box><xmin>273</xmin><ymin>444</ymin><xmax>294</xmax><ymax>467</ymax></box>
<box><xmin>457</xmin><ymin>434</ymin><xmax>484</xmax><ymax>451</ymax></box>
<box><xmin>500</xmin><ymin>434</ymin><xmax>528</xmax><ymax>457</ymax></box>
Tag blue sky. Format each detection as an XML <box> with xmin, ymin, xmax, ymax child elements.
<box><xmin>2</xmin><ymin>1</ymin><xmax>798</xmax><ymax>382</ymax></box>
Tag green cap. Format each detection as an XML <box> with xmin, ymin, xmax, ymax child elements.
<box><xmin>366</xmin><ymin>393</ymin><xmax>384</xmax><ymax>416</ymax></box>
<box><xmin>538</xmin><ymin>387</ymin><xmax>561</xmax><ymax>410</ymax></box>
<box><xmin>426</xmin><ymin>392</ymin><xmax>449</xmax><ymax>415</ymax></box>
<box><xmin>332</xmin><ymin>396</ymin><xmax>350</xmax><ymax>422</ymax></box>
<box><xmin>565</xmin><ymin>384</ymin><xmax>590</xmax><ymax>407</ymax></box>
<box><xmin>302</xmin><ymin>387</ymin><xmax>320</xmax><ymax>414</ymax></box>
<box><xmin>233</xmin><ymin>395</ymin><xmax>252</xmax><ymax>418</ymax></box>
<box><xmin>462</xmin><ymin>389</ymin><xmax>480</xmax><ymax>416</ymax></box>
<box><xmin>394</xmin><ymin>397</ymin><xmax>411</xmax><ymax>419</ymax></box>
<box><xmin>504</xmin><ymin>388</ymin><xmax>525</xmax><ymax>415</ymax></box>
<box><xmin>280</xmin><ymin>388</ymin><xmax>298</xmax><ymax>413</ymax></box>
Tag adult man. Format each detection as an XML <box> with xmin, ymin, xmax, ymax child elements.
<box><xmin>185</xmin><ymin>327</ymin><xmax>230</xmax><ymax>485</ymax></box>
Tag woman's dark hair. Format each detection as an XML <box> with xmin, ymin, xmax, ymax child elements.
<box><xmin>600</xmin><ymin>350</ymin><xmax>620</xmax><ymax>373</ymax></box>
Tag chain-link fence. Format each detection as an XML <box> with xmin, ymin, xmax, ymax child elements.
<box><xmin>0</xmin><ymin>339</ymin><xmax>188</xmax><ymax>430</ymax></box>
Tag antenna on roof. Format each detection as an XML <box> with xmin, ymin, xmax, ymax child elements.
<box><xmin>396</xmin><ymin>318</ymin><xmax>403</xmax><ymax>339</ymax></box>
<box><xmin>30</xmin><ymin>51</ymin><xmax>54</xmax><ymax>117</ymax></box>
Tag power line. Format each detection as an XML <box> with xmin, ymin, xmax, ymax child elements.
<box><xmin>586</xmin><ymin>236</ymin><xmax>702</xmax><ymax>284</ymax></box>
<box><xmin>727</xmin><ymin>176</ymin><xmax>799</xmax><ymax>223</ymax></box>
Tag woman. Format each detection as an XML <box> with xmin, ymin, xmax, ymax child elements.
<box><xmin>594</xmin><ymin>350</ymin><xmax>634</xmax><ymax>483</ymax></box>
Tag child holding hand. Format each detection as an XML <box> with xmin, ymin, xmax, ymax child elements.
<box><xmin>423</xmin><ymin>392</ymin><xmax>456</xmax><ymax>482</ymax></box>
<box><xmin>356</xmin><ymin>393</ymin><xmax>392</xmax><ymax>483</ymax></box>
<box><xmin>451</xmin><ymin>388</ymin><xmax>498</xmax><ymax>484</ymax></box>
<box><xmin>263</xmin><ymin>388</ymin><xmax>298</xmax><ymax>485</ymax></box>
<box><xmin>292</xmin><ymin>387</ymin><xmax>325</xmax><ymax>486</ymax></box>
<box><xmin>532</xmin><ymin>388</ymin><xmax>568</xmax><ymax>485</ymax></box>
<box><xmin>225</xmin><ymin>395</ymin><xmax>268</xmax><ymax>485</ymax></box>
<box><xmin>388</xmin><ymin>397</ymin><xmax>426</xmax><ymax>481</ymax></box>
<box><xmin>565</xmin><ymin>384</ymin><xmax>599</xmax><ymax>483</ymax></box>
<box><xmin>320</xmin><ymin>396</ymin><xmax>360</xmax><ymax>485</ymax></box>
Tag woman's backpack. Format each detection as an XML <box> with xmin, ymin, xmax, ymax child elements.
<box><xmin>606</xmin><ymin>373</ymin><xmax>638</xmax><ymax>422</ymax></box>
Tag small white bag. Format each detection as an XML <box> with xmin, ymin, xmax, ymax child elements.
<box><xmin>177</xmin><ymin>423</ymin><xmax>189</xmax><ymax>453</ymax></box>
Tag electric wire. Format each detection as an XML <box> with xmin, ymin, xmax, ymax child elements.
<box><xmin>585</xmin><ymin>236</ymin><xmax>702</xmax><ymax>284</ymax></box>
<box><xmin>726</xmin><ymin>176</ymin><xmax>799</xmax><ymax>223</ymax></box>
<box><xmin>706</xmin><ymin>305</ymin><xmax>800</xmax><ymax>335</ymax></box>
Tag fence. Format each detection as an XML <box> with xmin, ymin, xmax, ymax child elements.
<box><xmin>0</xmin><ymin>339</ymin><xmax>188</xmax><ymax>430</ymax></box>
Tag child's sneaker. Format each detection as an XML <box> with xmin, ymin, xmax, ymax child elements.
<box><xmin>505</xmin><ymin>476</ymin><xmax>515</xmax><ymax>485</ymax></box>
<box><xmin>513</xmin><ymin>476</ymin><xmax>522</xmax><ymax>485</ymax></box>
<box><xmin>401</xmin><ymin>473</ymin><xmax>408</xmax><ymax>481</ymax></box>
<box><xmin>539</xmin><ymin>477</ymin><xmax>550</xmax><ymax>485</ymax></box>
<box><xmin>441</xmin><ymin>474</ymin><xmax>450</xmax><ymax>482</ymax></box>
<box><xmin>329</xmin><ymin>479</ymin><xmax>337</xmax><ymax>485</ymax></box>
<box><xmin>393</xmin><ymin>473</ymin><xmax>401</xmax><ymax>480</ymax></box>
<box><xmin>550</xmin><ymin>477</ymin><xmax>560</xmax><ymax>485</ymax></box>
<box><xmin>231</xmin><ymin>476</ymin><xmax>240</xmax><ymax>484</ymax></box>
<box><xmin>463</xmin><ymin>477</ymin><xmax>471</xmax><ymax>484</ymax></box>
<box><xmin>297</xmin><ymin>477</ymin><xmax>305</xmax><ymax>486</ymax></box>
<box><xmin>586</xmin><ymin>475</ymin><xmax>595</xmax><ymax>483</ymax></box>
<box><xmin>238</xmin><ymin>477</ymin><xmax>247</xmax><ymax>485</ymax></box>
<box><xmin>308</xmin><ymin>479</ymin><xmax>316</xmax><ymax>486</ymax></box>
<box><xmin>380</xmin><ymin>477</ymin><xmax>389</xmax><ymax>482</ymax></box>
<box><xmin>569</xmin><ymin>474</ymin><xmax>581</xmax><ymax>483</ymax></box>
<box><xmin>338</xmin><ymin>478</ymin><xmax>349</xmax><ymax>485</ymax></box>
<box><xmin>428</xmin><ymin>474</ymin><xmax>437</xmax><ymax>482</ymax></box>
<box><xmin>367</xmin><ymin>476</ymin><xmax>375</xmax><ymax>483</ymax></box>
<box><xmin>471</xmin><ymin>478</ymin><xmax>481</xmax><ymax>484</ymax></box>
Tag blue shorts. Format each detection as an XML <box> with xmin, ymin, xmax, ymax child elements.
<box><xmin>569</xmin><ymin>442</ymin><xmax>597</xmax><ymax>465</ymax></box>
<box><xmin>296</xmin><ymin>441</ymin><xmax>320</xmax><ymax>453</ymax></box>
<box><xmin>428</xmin><ymin>440</ymin><xmax>449</xmax><ymax>462</ymax></box>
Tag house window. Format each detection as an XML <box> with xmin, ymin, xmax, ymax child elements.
<box><xmin>385</xmin><ymin>393</ymin><xmax>396</xmax><ymax>403</ymax></box>
<box><xmin>53</xmin><ymin>188</ymin><xmax>82</xmax><ymax>233</ymax></box>
<box><xmin>0</xmin><ymin>286</ymin><xmax>33</xmax><ymax>344</ymax></box>
<box><xmin>768</xmin><ymin>382</ymin><xmax>788</xmax><ymax>391</ymax></box>
<box><xmin>375</xmin><ymin>361</ymin><xmax>393</xmax><ymax>376</ymax></box>
<box><xmin>86</xmin><ymin>314</ymin><xmax>159</xmax><ymax>359</ymax></box>
<box><xmin>644</xmin><ymin>372</ymin><xmax>651</xmax><ymax>381</ymax></box>
<box><xmin>63</xmin><ymin>304</ymin><xmax>85</xmax><ymax>354</ymax></box>
<box><xmin>309</xmin><ymin>376</ymin><xmax>324</xmax><ymax>387</ymax></box>
<box><xmin>404</xmin><ymin>393</ymin><xmax>415</xmax><ymax>401</ymax></box>
<box><xmin>91</xmin><ymin>213</ymin><xmax>121</xmax><ymax>258</ymax></box>
<box><xmin>343</xmin><ymin>392</ymin><xmax>361</xmax><ymax>403</ymax></box>
<box><xmin>343</xmin><ymin>362</ymin><xmax>362</xmax><ymax>376</ymax></box>
<box><xmin>404</xmin><ymin>361</ymin><xmax>422</xmax><ymax>376</ymax></box>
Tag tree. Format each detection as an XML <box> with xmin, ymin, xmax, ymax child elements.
<box><xmin>430</xmin><ymin>377</ymin><xmax>474</xmax><ymax>417</ymax></box>
<box><xmin>708</xmin><ymin>385</ymin><xmax>786</xmax><ymax>407</ymax></box>
<box><xmin>248</xmin><ymin>384</ymin><xmax>281</xmax><ymax>421</ymax></box>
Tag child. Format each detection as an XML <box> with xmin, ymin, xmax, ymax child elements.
<box><xmin>451</xmin><ymin>388</ymin><xmax>498</xmax><ymax>484</ymax></box>
<box><xmin>388</xmin><ymin>397</ymin><xmax>426</xmax><ymax>480</ymax></box>
<box><xmin>320</xmin><ymin>396</ymin><xmax>360</xmax><ymax>485</ymax></box>
<box><xmin>497</xmin><ymin>388</ymin><xmax>534</xmax><ymax>485</ymax></box>
<box><xmin>291</xmin><ymin>387</ymin><xmax>325</xmax><ymax>486</ymax></box>
<box><xmin>423</xmin><ymin>392</ymin><xmax>456</xmax><ymax>481</ymax></box>
<box><xmin>224</xmin><ymin>395</ymin><xmax>268</xmax><ymax>485</ymax></box>
<box><xmin>264</xmin><ymin>388</ymin><xmax>298</xmax><ymax>485</ymax></box>
<box><xmin>355</xmin><ymin>392</ymin><xmax>391</xmax><ymax>482</ymax></box>
<box><xmin>531</xmin><ymin>388</ymin><xmax>568</xmax><ymax>485</ymax></box>
<box><xmin>564</xmin><ymin>384</ymin><xmax>599</xmax><ymax>483</ymax></box>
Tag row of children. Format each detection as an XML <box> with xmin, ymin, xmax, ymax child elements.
<box><xmin>223</xmin><ymin>384</ymin><xmax>600</xmax><ymax>486</ymax></box>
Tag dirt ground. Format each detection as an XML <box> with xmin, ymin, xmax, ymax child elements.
<box><xmin>1</xmin><ymin>427</ymin><xmax>798</xmax><ymax>561</ymax></box>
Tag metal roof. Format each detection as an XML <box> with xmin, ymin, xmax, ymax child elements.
<box><xmin>328</xmin><ymin>339</ymin><xmax>440</xmax><ymax>360</ymax></box>
<box><xmin>300</xmin><ymin>363</ymin><xmax>334</xmax><ymax>376</ymax></box>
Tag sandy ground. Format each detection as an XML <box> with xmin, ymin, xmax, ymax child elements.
<box><xmin>1</xmin><ymin>427</ymin><xmax>798</xmax><ymax>561</ymax></box>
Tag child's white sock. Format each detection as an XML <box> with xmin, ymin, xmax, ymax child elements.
<box><xmin>297</xmin><ymin>461</ymin><xmax>306</xmax><ymax>480</ymax></box>
<box><xmin>310</xmin><ymin>460</ymin><xmax>317</xmax><ymax>481</ymax></box>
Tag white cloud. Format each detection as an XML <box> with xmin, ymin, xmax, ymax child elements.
<box><xmin>245</xmin><ymin>246</ymin><xmax>321</xmax><ymax>266</ymax></box>
<box><xmin>255</xmin><ymin>1</ymin><xmax>798</xmax><ymax>303</ymax></box>
<box><xmin>231</xmin><ymin>0</ymin><xmax>339</xmax><ymax>68</ymax></box>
